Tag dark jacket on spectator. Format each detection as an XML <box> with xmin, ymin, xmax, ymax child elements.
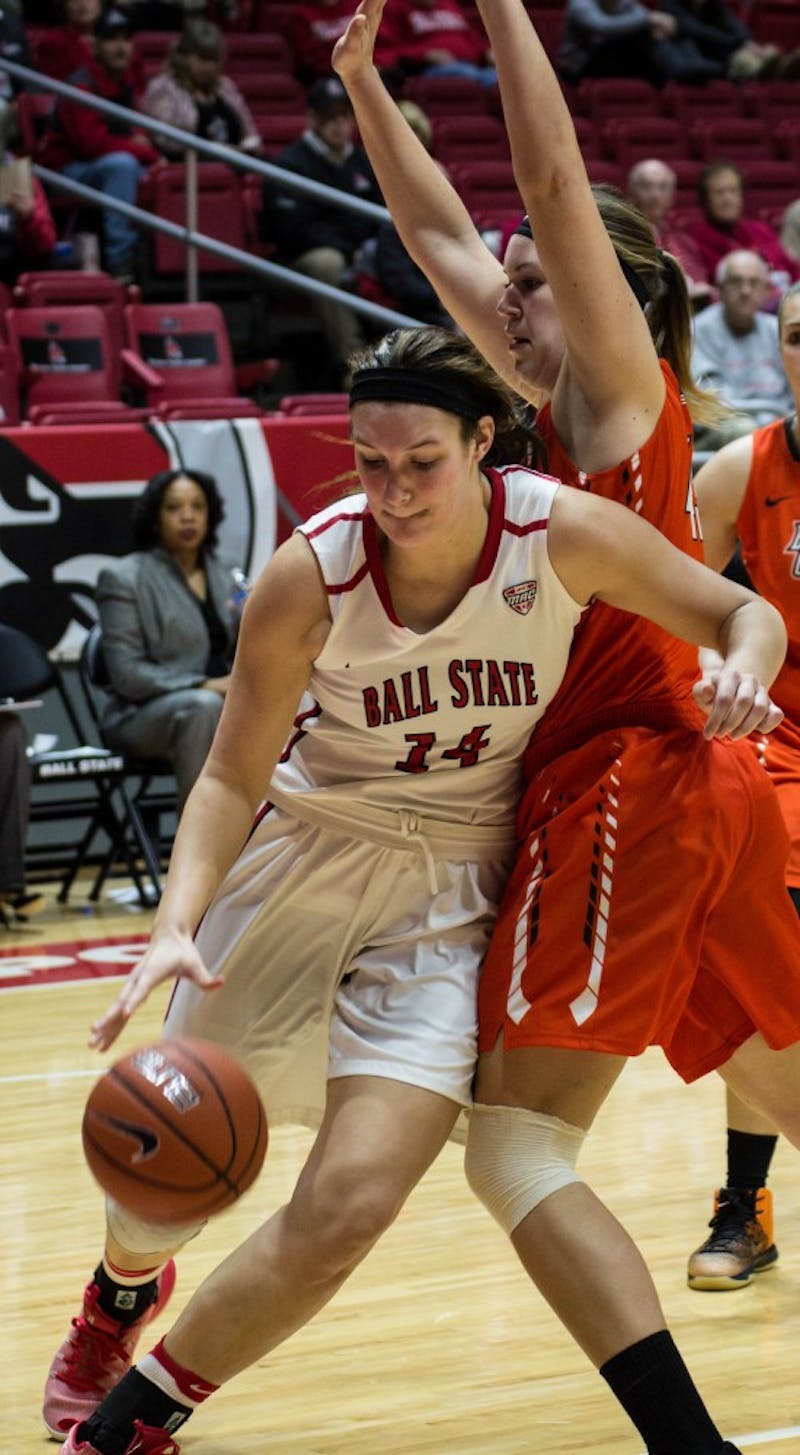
<box><xmin>260</xmin><ymin>130</ymin><xmax>382</xmax><ymax>259</ymax></box>
<box><xmin>38</xmin><ymin>54</ymin><xmax>157</xmax><ymax>170</ymax></box>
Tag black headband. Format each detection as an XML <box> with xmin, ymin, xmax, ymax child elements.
<box><xmin>349</xmin><ymin>366</ymin><xmax>489</xmax><ymax>421</ymax></box>
<box><xmin>513</xmin><ymin>213</ymin><xmax>652</xmax><ymax>311</ymax></box>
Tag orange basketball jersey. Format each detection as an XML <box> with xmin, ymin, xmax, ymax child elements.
<box><xmin>521</xmin><ymin>361</ymin><xmax>705</xmax><ymax>807</ymax></box>
<box><xmin>736</xmin><ymin>416</ymin><xmax>800</xmax><ymax>883</ymax></box>
<box><xmin>737</xmin><ymin>417</ymin><xmax>800</xmax><ymax>724</ymax></box>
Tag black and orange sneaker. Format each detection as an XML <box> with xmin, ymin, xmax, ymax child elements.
<box><xmin>687</xmin><ymin>1187</ymin><xmax>778</xmax><ymax>1291</ymax></box>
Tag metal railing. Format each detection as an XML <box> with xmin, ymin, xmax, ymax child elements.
<box><xmin>0</xmin><ymin>57</ymin><xmax>423</xmax><ymax>327</ymax></box>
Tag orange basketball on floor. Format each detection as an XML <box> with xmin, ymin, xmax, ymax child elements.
<box><xmin>82</xmin><ymin>1037</ymin><xmax>268</xmax><ymax>1224</ymax></box>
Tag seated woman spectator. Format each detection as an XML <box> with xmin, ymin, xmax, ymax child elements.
<box><xmin>95</xmin><ymin>469</ymin><xmax>243</xmax><ymax>816</ymax></box>
<box><xmin>141</xmin><ymin>19</ymin><xmax>262</xmax><ymax>158</ymax></box>
<box><xmin>686</xmin><ymin>161</ymin><xmax>800</xmax><ymax>308</ymax></box>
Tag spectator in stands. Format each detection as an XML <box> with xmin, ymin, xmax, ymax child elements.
<box><xmin>626</xmin><ymin>158</ymin><xmax>713</xmax><ymax>307</ymax></box>
<box><xmin>692</xmin><ymin>248</ymin><xmax>793</xmax><ymax>451</ymax></box>
<box><xmin>289</xmin><ymin>0</ymin><xmax>401</xmax><ymax>85</ymax></box>
<box><xmin>354</xmin><ymin>100</ymin><xmax>452</xmax><ymax>325</ymax></box>
<box><xmin>96</xmin><ymin>468</ymin><xmax>242</xmax><ymax>816</ymax></box>
<box><xmin>687</xmin><ymin>162</ymin><xmax>800</xmax><ymax>310</ymax></box>
<box><xmin>0</xmin><ymin>711</ymin><xmax>45</xmax><ymax>929</ymax></box>
<box><xmin>35</xmin><ymin>0</ymin><xmax>104</xmax><ymax>84</ymax></box>
<box><xmin>141</xmin><ymin>19</ymin><xmax>261</xmax><ymax>158</ymax></box>
<box><xmin>0</xmin><ymin>103</ymin><xmax>57</xmax><ymax>283</ymax></box>
<box><xmin>259</xmin><ymin>74</ymin><xmax>382</xmax><ymax>387</ymax></box>
<box><xmin>37</xmin><ymin>7</ymin><xmax>159</xmax><ymax>283</ymax></box>
<box><xmin>559</xmin><ymin>0</ymin><xmax>679</xmax><ymax>84</ymax></box>
<box><xmin>781</xmin><ymin>199</ymin><xmax>800</xmax><ymax>265</ymax></box>
<box><xmin>660</xmin><ymin>0</ymin><xmax>800</xmax><ymax>80</ymax></box>
<box><xmin>392</xmin><ymin>0</ymin><xmax>497</xmax><ymax>85</ymax></box>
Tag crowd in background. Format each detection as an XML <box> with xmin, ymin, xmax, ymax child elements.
<box><xmin>0</xmin><ymin>0</ymin><xmax>798</xmax><ymax>396</ymax></box>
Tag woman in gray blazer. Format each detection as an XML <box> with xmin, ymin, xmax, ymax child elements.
<box><xmin>96</xmin><ymin>469</ymin><xmax>243</xmax><ymax>813</ymax></box>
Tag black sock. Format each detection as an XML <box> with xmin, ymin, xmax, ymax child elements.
<box><xmin>726</xmin><ymin>1130</ymin><xmax>778</xmax><ymax>1192</ymax></box>
<box><xmin>93</xmin><ymin>1265</ymin><xmax>159</xmax><ymax>1326</ymax></box>
<box><xmin>600</xmin><ymin>1331</ymin><xmax>724</xmax><ymax>1454</ymax></box>
<box><xmin>78</xmin><ymin>1370</ymin><xmax>192</xmax><ymax>1455</ymax></box>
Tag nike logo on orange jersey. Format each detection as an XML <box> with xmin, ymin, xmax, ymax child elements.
<box><xmin>765</xmin><ymin>495</ymin><xmax>792</xmax><ymax>507</ymax></box>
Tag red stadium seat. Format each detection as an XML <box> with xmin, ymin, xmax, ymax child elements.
<box><xmin>402</xmin><ymin>75</ymin><xmax>491</xmax><ymax>117</ymax></box>
<box><xmin>432</xmin><ymin>115</ymin><xmax>510</xmax><ymax>167</ymax></box>
<box><xmin>124</xmin><ymin>300</ymin><xmax>264</xmax><ymax>418</ymax></box>
<box><xmin>13</xmin><ymin>270</ymin><xmax>140</xmax><ymax>366</ymax></box>
<box><xmin>747</xmin><ymin>0</ymin><xmax>798</xmax><ymax>47</ymax></box>
<box><xmin>604</xmin><ymin>116</ymin><xmax>686</xmax><ymax>169</ymax></box>
<box><xmin>773</xmin><ymin>119</ymin><xmax>800</xmax><ymax>166</ymax></box>
<box><xmin>584</xmin><ymin>159</ymin><xmax>625</xmax><ymax>190</ymax></box>
<box><xmin>4</xmin><ymin>306</ymin><xmax>156</xmax><ymax>424</ymax></box>
<box><xmin>224</xmin><ymin>31</ymin><xmax>293</xmax><ymax>77</ymax></box>
<box><xmin>689</xmin><ymin>116</ymin><xmax>773</xmax><ymax>162</ymax></box>
<box><xmin>258</xmin><ymin>113</ymin><xmax>309</xmax><ymax>157</ymax></box>
<box><xmin>448</xmin><ymin>160</ymin><xmax>521</xmax><ymax>218</ymax></box>
<box><xmin>236</xmin><ymin>72</ymin><xmax>307</xmax><ymax>113</ymax></box>
<box><xmin>739</xmin><ymin>159</ymin><xmax>800</xmax><ymax>213</ymax></box>
<box><xmin>142</xmin><ymin>163</ymin><xmax>249</xmax><ymax>276</ymax></box>
<box><xmin>741</xmin><ymin>80</ymin><xmax>800</xmax><ymax>123</ymax></box>
<box><xmin>133</xmin><ymin>30</ymin><xmax>177</xmax><ymax>82</ymax></box>
<box><xmin>660</xmin><ymin>80</ymin><xmax>744</xmax><ymax>126</ymax></box>
<box><xmin>276</xmin><ymin>393</ymin><xmax>349</xmax><ymax>416</ymax></box>
<box><xmin>575</xmin><ymin>77</ymin><xmax>660</xmax><ymax>124</ymax></box>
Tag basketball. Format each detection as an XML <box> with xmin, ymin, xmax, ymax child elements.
<box><xmin>82</xmin><ymin>1037</ymin><xmax>268</xmax><ymax>1224</ymax></box>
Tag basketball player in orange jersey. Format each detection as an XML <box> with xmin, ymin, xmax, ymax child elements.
<box><xmin>46</xmin><ymin>327</ymin><xmax>787</xmax><ymax>1455</ymax></box>
<box><xmin>685</xmin><ymin>279</ymin><xmax>800</xmax><ymax>1290</ymax></box>
<box><xmin>334</xmin><ymin>2</ymin><xmax>800</xmax><ymax>1451</ymax></box>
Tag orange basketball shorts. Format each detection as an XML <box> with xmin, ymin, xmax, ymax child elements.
<box><xmin>479</xmin><ymin>725</ymin><xmax>800</xmax><ymax>1081</ymax></box>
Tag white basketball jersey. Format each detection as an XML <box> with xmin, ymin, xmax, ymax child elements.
<box><xmin>270</xmin><ymin>466</ymin><xmax>583</xmax><ymax>829</ymax></box>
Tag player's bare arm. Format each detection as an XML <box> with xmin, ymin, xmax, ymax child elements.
<box><xmin>474</xmin><ymin>0</ymin><xmax>664</xmax><ymax>451</ymax></box>
<box><xmin>332</xmin><ymin>0</ymin><xmax>519</xmax><ymax>395</ymax></box>
<box><xmin>548</xmin><ymin>486</ymin><xmax>786</xmax><ymax>740</ymax></box>
<box><xmin>694</xmin><ymin>433</ymin><xmax>755</xmax><ymax>573</ymax></box>
<box><xmin>89</xmin><ymin>535</ymin><xmax>331</xmax><ymax>1051</ymax></box>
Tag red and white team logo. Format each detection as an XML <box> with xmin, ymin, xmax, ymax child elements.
<box><xmin>503</xmin><ymin>580</ymin><xmax>538</xmax><ymax>616</ymax></box>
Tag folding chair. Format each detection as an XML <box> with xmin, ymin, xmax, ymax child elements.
<box><xmin>77</xmin><ymin>624</ymin><xmax>175</xmax><ymax>903</ymax></box>
<box><xmin>0</xmin><ymin>623</ymin><xmax>162</xmax><ymax>906</ymax></box>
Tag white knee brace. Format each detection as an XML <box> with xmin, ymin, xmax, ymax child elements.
<box><xmin>107</xmin><ymin>1197</ymin><xmax>205</xmax><ymax>1257</ymax></box>
<box><xmin>464</xmin><ymin>1103</ymin><xmax>586</xmax><ymax>1236</ymax></box>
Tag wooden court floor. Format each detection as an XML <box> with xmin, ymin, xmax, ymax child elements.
<box><xmin>2</xmin><ymin>883</ymin><xmax>799</xmax><ymax>1455</ymax></box>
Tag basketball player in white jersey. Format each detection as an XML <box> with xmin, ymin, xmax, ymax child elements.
<box><xmin>48</xmin><ymin>327</ymin><xmax>784</xmax><ymax>1455</ymax></box>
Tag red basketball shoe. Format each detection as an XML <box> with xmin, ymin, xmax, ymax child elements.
<box><xmin>43</xmin><ymin>1262</ymin><xmax>177</xmax><ymax>1440</ymax></box>
<box><xmin>62</xmin><ymin>1420</ymin><xmax>180</xmax><ymax>1455</ymax></box>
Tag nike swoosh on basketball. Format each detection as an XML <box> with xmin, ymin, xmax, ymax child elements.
<box><xmin>97</xmin><ymin>1113</ymin><xmax>160</xmax><ymax>1161</ymax></box>
<box><xmin>765</xmin><ymin>495</ymin><xmax>792</xmax><ymax>507</ymax></box>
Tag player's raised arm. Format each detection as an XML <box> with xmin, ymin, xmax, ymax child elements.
<box><xmin>89</xmin><ymin>535</ymin><xmax>331</xmax><ymax>1050</ymax></box>
<box><xmin>332</xmin><ymin>0</ymin><xmax>522</xmax><ymax>396</ymax></box>
<box><xmin>473</xmin><ymin>0</ymin><xmax>663</xmax><ymax>426</ymax></box>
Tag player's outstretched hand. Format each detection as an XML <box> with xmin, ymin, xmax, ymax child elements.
<box><xmin>332</xmin><ymin>0</ymin><xmax>386</xmax><ymax>83</ymax></box>
<box><xmin>693</xmin><ymin>668</ymin><xmax>784</xmax><ymax>741</ymax></box>
<box><xmin>89</xmin><ymin>929</ymin><xmax>223</xmax><ymax>1051</ymax></box>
